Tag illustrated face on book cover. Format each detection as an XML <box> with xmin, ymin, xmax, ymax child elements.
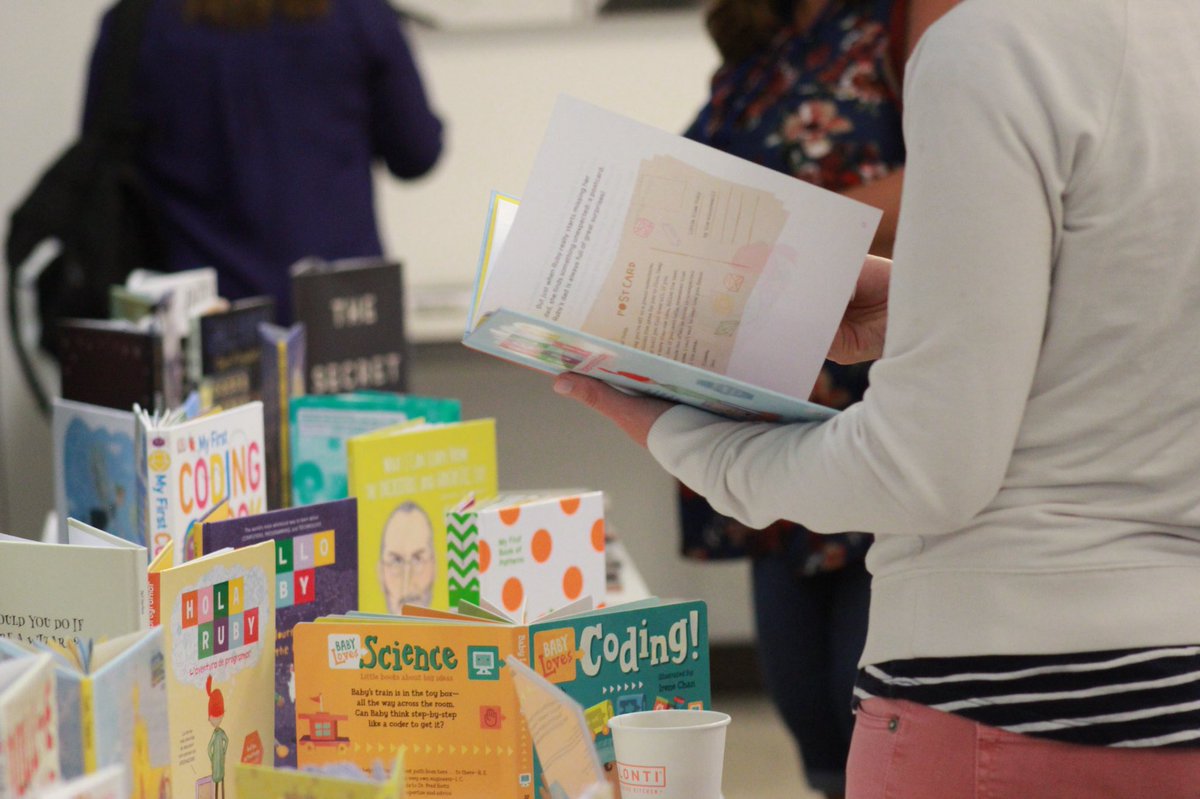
<box><xmin>378</xmin><ymin>502</ymin><xmax>435</xmax><ymax>613</ymax></box>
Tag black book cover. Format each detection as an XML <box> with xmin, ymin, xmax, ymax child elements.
<box><xmin>58</xmin><ymin>318</ymin><xmax>165</xmax><ymax>412</ymax></box>
<box><xmin>191</xmin><ymin>295</ymin><xmax>276</xmax><ymax>409</ymax></box>
<box><xmin>289</xmin><ymin>256</ymin><xmax>407</xmax><ymax>395</ymax></box>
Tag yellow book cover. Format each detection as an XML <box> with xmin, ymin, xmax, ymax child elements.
<box><xmin>347</xmin><ymin>419</ymin><xmax>498</xmax><ymax>613</ymax></box>
<box><xmin>292</xmin><ymin>619</ymin><xmax>533</xmax><ymax>799</ymax></box>
<box><xmin>233</xmin><ymin>752</ymin><xmax>404</xmax><ymax>799</ymax></box>
<box><xmin>157</xmin><ymin>540</ymin><xmax>276</xmax><ymax>799</ymax></box>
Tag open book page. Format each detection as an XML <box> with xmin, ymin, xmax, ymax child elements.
<box><xmin>476</xmin><ymin>95</ymin><xmax>880</xmax><ymax>399</ymax></box>
<box><xmin>507</xmin><ymin>656</ymin><xmax>614</xmax><ymax>799</ymax></box>
<box><xmin>469</xmin><ymin>192</ymin><xmax>520</xmax><ymax>331</ymax></box>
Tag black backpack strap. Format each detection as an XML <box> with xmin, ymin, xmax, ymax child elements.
<box><xmin>6</xmin><ymin>0</ymin><xmax>156</xmax><ymax>414</ymax></box>
<box><xmin>85</xmin><ymin>0</ymin><xmax>156</xmax><ymax>137</ymax></box>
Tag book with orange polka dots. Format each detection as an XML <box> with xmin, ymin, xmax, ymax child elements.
<box><xmin>445</xmin><ymin>490</ymin><xmax>606</xmax><ymax>622</ymax></box>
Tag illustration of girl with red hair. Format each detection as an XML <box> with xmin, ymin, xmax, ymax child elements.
<box><xmin>206</xmin><ymin>675</ymin><xmax>228</xmax><ymax>799</ymax></box>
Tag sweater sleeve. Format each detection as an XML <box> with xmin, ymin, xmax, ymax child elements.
<box><xmin>360</xmin><ymin>0</ymin><xmax>443</xmax><ymax>178</ymax></box>
<box><xmin>646</xmin><ymin>9</ymin><xmax>1058</xmax><ymax>536</ymax></box>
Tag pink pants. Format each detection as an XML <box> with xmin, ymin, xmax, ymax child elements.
<box><xmin>847</xmin><ymin>697</ymin><xmax>1200</xmax><ymax>798</ymax></box>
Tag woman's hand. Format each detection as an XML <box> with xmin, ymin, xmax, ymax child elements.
<box><xmin>552</xmin><ymin>374</ymin><xmax>674</xmax><ymax>448</ymax></box>
<box><xmin>828</xmin><ymin>254</ymin><xmax>891</xmax><ymax>364</ymax></box>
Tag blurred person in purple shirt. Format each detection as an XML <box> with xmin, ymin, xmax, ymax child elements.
<box><xmin>83</xmin><ymin>0</ymin><xmax>443</xmax><ymax>321</ymax></box>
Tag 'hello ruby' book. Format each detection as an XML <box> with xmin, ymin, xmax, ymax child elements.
<box><xmin>149</xmin><ymin>540</ymin><xmax>275</xmax><ymax>799</ymax></box>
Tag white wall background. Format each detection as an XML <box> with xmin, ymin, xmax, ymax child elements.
<box><xmin>0</xmin><ymin>2</ymin><xmax>757</xmax><ymax>642</ymax></box>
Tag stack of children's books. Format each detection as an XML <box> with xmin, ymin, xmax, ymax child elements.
<box><xmin>8</xmin><ymin>95</ymin><xmax>884</xmax><ymax>799</ymax></box>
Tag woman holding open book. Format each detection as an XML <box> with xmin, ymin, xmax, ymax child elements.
<box><xmin>676</xmin><ymin>1</ymin><xmax>953</xmax><ymax>796</ymax></box>
<box><xmin>558</xmin><ymin>0</ymin><xmax>1200</xmax><ymax>795</ymax></box>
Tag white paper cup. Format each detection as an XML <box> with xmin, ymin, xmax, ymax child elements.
<box><xmin>608</xmin><ymin>709</ymin><xmax>731</xmax><ymax>799</ymax></box>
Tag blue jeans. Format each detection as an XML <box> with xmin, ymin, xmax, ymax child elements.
<box><xmin>752</xmin><ymin>544</ymin><xmax>871</xmax><ymax>796</ymax></box>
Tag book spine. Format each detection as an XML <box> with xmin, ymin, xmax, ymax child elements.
<box><xmin>277</xmin><ymin>340</ymin><xmax>291</xmax><ymax>509</ymax></box>
<box><xmin>517</xmin><ymin>628</ymin><xmax>534</xmax><ymax>799</ymax></box>
<box><xmin>135</xmin><ymin>418</ymin><xmax>149</xmax><ymax>553</ymax></box>
<box><xmin>135</xmin><ymin>559</ymin><xmax>149</xmax><ymax>629</ymax></box>
<box><xmin>148</xmin><ymin>569</ymin><xmax>161</xmax><ymax>627</ymax></box>
<box><xmin>79</xmin><ymin>676</ymin><xmax>96</xmax><ymax>773</ymax></box>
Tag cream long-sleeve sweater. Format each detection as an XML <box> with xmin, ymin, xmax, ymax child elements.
<box><xmin>648</xmin><ymin>0</ymin><xmax>1200</xmax><ymax>666</ymax></box>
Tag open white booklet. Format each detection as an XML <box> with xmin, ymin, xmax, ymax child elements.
<box><xmin>464</xmin><ymin>95</ymin><xmax>880</xmax><ymax>422</ymax></box>
<box><xmin>507</xmin><ymin>655</ymin><xmax>615</xmax><ymax>799</ymax></box>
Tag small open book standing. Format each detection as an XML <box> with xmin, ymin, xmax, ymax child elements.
<box><xmin>464</xmin><ymin>96</ymin><xmax>881</xmax><ymax>422</ymax></box>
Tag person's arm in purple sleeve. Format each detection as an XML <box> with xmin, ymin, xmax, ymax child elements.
<box><xmin>361</xmin><ymin>0</ymin><xmax>444</xmax><ymax>178</ymax></box>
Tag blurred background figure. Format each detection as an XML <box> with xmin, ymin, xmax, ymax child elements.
<box><xmin>82</xmin><ymin>0</ymin><xmax>444</xmax><ymax>322</ymax></box>
<box><xmin>679</xmin><ymin>1</ymin><xmax>954</xmax><ymax>796</ymax></box>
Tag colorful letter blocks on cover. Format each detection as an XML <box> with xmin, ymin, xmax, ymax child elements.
<box><xmin>273</xmin><ymin>530</ymin><xmax>337</xmax><ymax>608</ymax></box>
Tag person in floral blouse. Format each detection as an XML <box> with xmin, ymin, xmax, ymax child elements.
<box><xmin>681</xmin><ymin>1</ymin><xmax>955</xmax><ymax>796</ymax></box>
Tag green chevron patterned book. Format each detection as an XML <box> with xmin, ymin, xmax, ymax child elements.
<box><xmin>445</xmin><ymin>491</ymin><xmax>606</xmax><ymax>620</ymax></box>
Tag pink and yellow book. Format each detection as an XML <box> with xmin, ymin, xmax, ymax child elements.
<box><xmin>148</xmin><ymin>540</ymin><xmax>275</xmax><ymax>799</ymax></box>
<box><xmin>0</xmin><ymin>652</ymin><xmax>60</xmax><ymax>798</ymax></box>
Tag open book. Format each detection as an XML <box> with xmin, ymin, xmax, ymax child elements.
<box><xmin>463</xmin><ymin>96</ymin><xmax>881</xmax><ymax>422</ymax></box>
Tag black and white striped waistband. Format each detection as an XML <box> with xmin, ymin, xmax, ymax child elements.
<box><xmin>854</xmin><ymin>646</ymin><xmax>1200</xmax><ymax>748</ymax></box>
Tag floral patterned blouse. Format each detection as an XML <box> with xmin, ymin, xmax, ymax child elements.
<box><xmin>679</xmin><ymin>0</ymin><xmax>907</xmax><ymax>575</ymax></box>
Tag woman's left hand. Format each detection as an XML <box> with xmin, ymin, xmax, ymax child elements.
<box><xmin>553</xmin><ymin>374</ymin><xmax>674</xmax><ymax>448</ymax></box>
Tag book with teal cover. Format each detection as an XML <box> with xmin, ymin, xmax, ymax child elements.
<box><xmin>289</xmin><ymin>392</ymin><xmax>461</xmax><ymax>506</ymax></box>
<box><xmin>525</xmin><ymin>599</ymin><xmax>710</xmax><ymax>789</ymax></box>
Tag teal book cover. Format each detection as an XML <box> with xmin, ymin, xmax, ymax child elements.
<box><xmin>289</xmin><ymin>393</ymin><xmax>461</xmax><ymax>507</ymax></box>
<box><xmin>526</xmin><ymin>599</ymin><xmax>710</xmax><ymax>790</ymax></box>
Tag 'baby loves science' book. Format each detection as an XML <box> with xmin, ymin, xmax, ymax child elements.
<box><xmin>292</xmin><ymin>618</ymin><xmax>532</xmax><ymax>798</ymax></box>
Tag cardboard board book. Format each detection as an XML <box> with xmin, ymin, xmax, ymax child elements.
<box><xmin>445</xmin><ymin>491</ymin><xmax>606</xmax><ymax>619</ymax></box>
<box><xmin>52</xmin><ymin>399</ymin><xmax>139</xmax><ymax>547</ymax></box>
<box><xmin>197</xmin><ymin>498</ymin><xmax>359</xmax><ymax>768</ymax></box>
<box><xmin>148</xmin><ymin>541</ymin><xmax>276</xmax><ymax>799</ymax></box>
<box><xmin>347</xmin><ymin>419</ymin><xmax>497</xmax><ymax>614</ymax></box>
<box><xmin>0</xmin><ymin>627</ymin><xmax>170</xmax><ymax>796</ymax></box>
<box><xmin>0</xmin><ymin>520</ymin><xmax>146</xmax><ymax>648</ymax></box>
<box><xmin>292</xmin><ymin>618</ymin><xmax>532</xmax><ymax>798</ymax></box>
<box><xmin>290</xmin><ymin>393</ymin><xmax>461</xmax><ymax>508</ymax></box>
<box><xmin>0</xmin><ymin>652</ymin><xmax>60</xmax><ymax>797</ymax></box>
<box><xmin>135</xmin><ymin>401</ymin><xmax>266</xmax><ymax>562</ymax></box>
